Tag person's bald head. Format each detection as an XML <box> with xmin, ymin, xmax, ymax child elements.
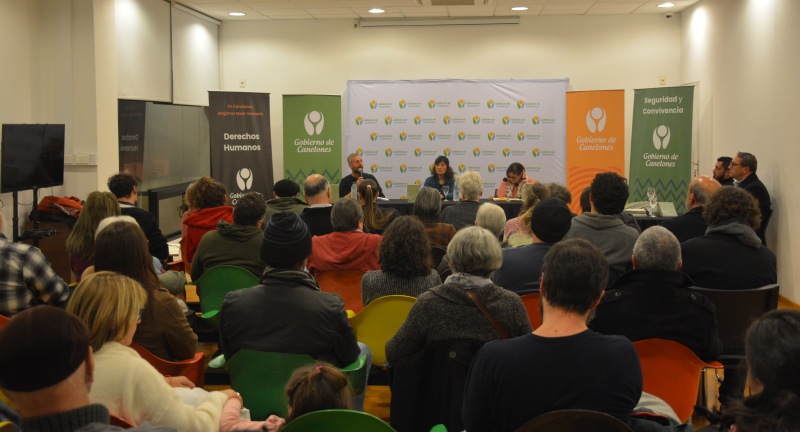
<box><xmin>303</xmin><ymin>174</ymin><xmax>331</xmax><ymax>205</ymax></box>
<box><xmin>686</xmin><ymin>175</ymin><xmax>721</xmax><ymax>210</ymax></box>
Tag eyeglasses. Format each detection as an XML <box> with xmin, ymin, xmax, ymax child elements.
<box><xmin>730</xmin><ymin>162</ymin><xmax>741</xmax><ymax>167</ymax></box>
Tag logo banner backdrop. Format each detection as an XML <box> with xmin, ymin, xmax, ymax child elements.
<box><xmin>345</xmin><ymin>79</ymin><xmax>568</xmax><ymax>199</ymax></box>
<box><xmin>565</xmin><ymin>90</ymin><xmax>625</xmax><ymax>215</ymax></box>
<box><xmin>629</xmin><ymin>86</ymin><xmax>694</xmax><ymax>214</ymax></box>
<box><xmin>208</xmin><ymin>91</ymin><xmax>274</xmax><ymax>203</ymax></box>
<box><xmin>283</xmin><ymin>95</ymin><xmax>342</xmax><ymax>188</ymax></box>
<box><xmin>118</xmin><ymin>100</ymin><xmax>147</xmax><ymax>181</ymax></box>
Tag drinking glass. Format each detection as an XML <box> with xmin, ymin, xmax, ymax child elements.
<box><xmin>647</xmin><ymin>188</ymin><xmax>658</xmax><ymax>210</ymax></box>
<box><xmin>441</xmin><ymin>185</ymin><xmax>450</xmax><ymax>201</ymax></box>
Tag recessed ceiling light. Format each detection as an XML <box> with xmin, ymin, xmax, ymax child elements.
<box><xmin>657</xmin><ymin>2</ymin><xmax>676</xmax><ymax>7</ymax></box>
<box><xmin>369</xmin><ymin>8</ymin><xmax>385</xmax><ymax>14</ymax></box>
<box><xmin>511</xmin><ymin>7</ymin><xmax>529</xmax><ymax>11</ymax></box>
<box><xmin>229</xmin><ymin>12</ymin><xmax>246</xmax><ymax>16</ymax></box>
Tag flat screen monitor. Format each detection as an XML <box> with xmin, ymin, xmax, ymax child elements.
<box><xmin>1</xmin><ymin>124</ymin><xmax>65</xmax><ymax>193</ymax></box>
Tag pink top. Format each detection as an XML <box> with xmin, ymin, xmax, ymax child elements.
<box><xmin>497</xmin><ymin>177</ymin><xmax>535</xmax><ymax>198</ymax></box>
<box><xmin>220</xmin><ymin>397</ymin><xmax>285</xmax><ymax>432</ymax></box>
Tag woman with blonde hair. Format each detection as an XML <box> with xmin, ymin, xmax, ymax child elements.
<box><xmin>65</xmin><ymin>191</ymin><xmax>120</xmax><ymax>281</ymax></box>
<box><xmin>69</xmin><ymin>271</ymin><xmax>283</xmax><ymax>431</ymax></box>
<box><xmin>357</xmin><ymin>179</ymin><xmax>397</xmax><ymax>235</ymax></box>
<box><xmin>503</xmin><ymin>182</ymin><xmax>551</xmax><ymax>247</ymax></box>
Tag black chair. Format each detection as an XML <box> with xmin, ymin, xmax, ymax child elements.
<box><xmin>438</xmin><ymin>267</ymin><xmax>452</xmax><ymax>283</ymax></box>
<box><xmin>514</xmin><ymin>409</ymin><xmax>634</xmax><ymax>432</ymax></box>
<box><xmin>430</xmin><ymin>246</ymin><xmax>447</xmax><ymax>269</ymax></box>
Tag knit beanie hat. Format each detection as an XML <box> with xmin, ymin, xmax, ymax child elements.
<box><xmin>261</xmin><ymin>211</ymin><xmax>312</xmax><ymax>267</ymax></box>
<box><xmin>530</xmin><ymin>197</ymin><xmax>573</xmax><ymax>243</ymax></box>
<box><xmin>0</xmin><ymin>306</ymin><xmax>90</xmax><ymax>392</ymax></box>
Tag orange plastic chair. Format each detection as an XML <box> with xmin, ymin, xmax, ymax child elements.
<box><xmin>130</xmin><ymin>343</ymin><xmax>206</xmax><ymax>387</ymax></box>
<box><xmin>316</xmin><ymin>270</ymin><xmax>365</xmax><ymax>313</ymax></box>
<box><xmin>110</xmin><ymin>414</ymin><xmax>135</xmax><ymax>428</ymax></box>
<box><xmin>632</xmin><ymin>338</ymin><xmax>723</xmax><ymax>423</ymax></box>
<box><xmin>519</xmin><ymin>293</ymin><xmax>542</xmax><ymax>329</ymax></box>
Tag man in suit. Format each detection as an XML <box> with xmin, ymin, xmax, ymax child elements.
<box><xmin>300</xmin><ymin>174</ymin><xmax>334</xmax><ymax>236</ymax></box>
<box><xmin>712</xmin><ymin>156</ymin><xmax>734</xmax><ymax>186</ymax></box>
<box><xmin>731</xmin><ymin>152</ymin><xmax>771</xmax><ymax>242</ymax></box>
<box><xmin>108</xmin><ymin>172</ymin><xmax>170</xmax><ymax>263</ymax></box>
<box><xmin>659</xmin><ymin>175</ymin><xmax>721</xmax><ymax>243</ymax></box>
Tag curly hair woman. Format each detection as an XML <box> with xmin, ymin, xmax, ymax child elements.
<box><xmin>360</xmin><ymin>216</ymin><xmax>440</xmax><ymax>306</ymax></box>
<box><xmin>181</xmin><ymin>176</ymin><xmax>233</xmax><ymax>263</ymax></box>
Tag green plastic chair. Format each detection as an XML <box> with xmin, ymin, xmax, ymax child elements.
<box><xmin>349</xmin><ymin>295</ymin><xmax>416</xmax><ymax>367</ymax></box>
<box><xmin>227</xmin><ymin>350</ymin><xmax>368</xmax><ymax>421</ymax></box>
<box><xmin>280</xmin><ymin>409</ymin><xmax>396</xmax><ymax>432</ymax></box>
<box><xmin>191</xmin><ymin>265</ymin><xmax>259</xmax><ymax>327</ymax></box>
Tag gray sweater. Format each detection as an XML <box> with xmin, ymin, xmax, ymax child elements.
<box><xmin>361</xmin><ymin>269</ymin><xmax>441</xmax><ymax>306</ymax></box>
<box><xmin>562</xmin><ymin>212</ymin><xmax>639</xmax><ymax>276</ymax></box>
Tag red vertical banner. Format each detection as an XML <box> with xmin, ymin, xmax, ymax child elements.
<box><xmin>565</xmin><ymin>90</ymin><xmax>625</xmax><ymax>214</ymax></box>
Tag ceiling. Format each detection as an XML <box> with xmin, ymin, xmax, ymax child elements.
<box><xmin>178</xmin><ymin>0</ymin><xmax>700</xmax><ymax>22</ymax></box>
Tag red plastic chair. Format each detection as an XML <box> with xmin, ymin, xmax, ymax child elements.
<box><xmin>519</xmin><ymin>293</ymin><xmax>542</xmax><ymax>329</ymax></box>
<box><xmin>0</xmin><ymin>314</ymin><xmax>10</xmax><ymax>329</ymax></box>
<box><xmin>633</xmin><ymin>338</ymin><xmax>723</xmax><ymax>423</ymax></box>
<box><xmin>109</xmin><ymin>414</ymin><xmax>135</xmax><ymax>428</ymax></box>
<box><xmin>317</xmin><ymin>270</ymin><xmax>365</xmax><ymax>313</ymax></box>
<box><xmin>130</xmin><ymin>343</ymin><xmax>205</xmax><ymax>387</ymax></box>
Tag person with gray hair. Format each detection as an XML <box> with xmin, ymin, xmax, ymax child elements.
<box><xmin>475</xmin><ymin>203</ymin><xmax>506</xmax><ymax>241</ymax></box>
<box><xmin>339</xmin><ymin>153</ymin><xmax>384</xmax><ymax>199</ymax></box>
<box><xmin>440</xmin><ymin>170</ymin><xmax>484</xmax><ymax>230</ymax></box>
<box><xmin>300</xmin><ymin>174</ymin><xmax>334</xmax><ymax>236</ymax></box>
<box><xmin>589</xmin><ymin>226</ymin><xmax>723</xmax><ymax>361</ymax></box>
<box><xmin>660</xmin><ymin>175</ymin><xmax>721</xmax><ymax>243</ymax></box>
<box><xmin>386</xmin><ymin>226</ymin><xmax>531</xmax><ymax>363</ymax></box>
<box><xmin>730</xmin><ymin>151</ymin><xmax>771</xmax><ymax>243</ymax></box>
<box><xmin>306</xmin><ymin>199</ymin><xmax>382</xmax><ymax>278</ymax></box>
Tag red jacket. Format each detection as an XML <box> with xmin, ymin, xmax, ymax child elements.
<box><xmin>307</xmin><ymin>231</ymin><xmax>382</xmax><ymax>277</ymax></box>
<box><xmin>181</xmin><ymin>206</ymin><xmax>233</xmax><ymax>263</ymax></box>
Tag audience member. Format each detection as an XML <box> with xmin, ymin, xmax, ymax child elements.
<box><xmin>712</xmin><ymin>156</ymin><xmax>734</xmax><ymax>186</ymax></box>
<box><xmin>264</xmin><ymin>179</ymin><xmax>307</xmax><ymax>222</ymax></box>
<box><xmin>191</xmin><ymin>192</ymin><xmax>267</xmax><ymax>281</ymax></box>
<box><xmin>475</xmin><ymin>202</ymin><xmax>506</xmax><ymax>241</ymax></box>
<box><xmin>502</xmin><ymin>182</ymin><xmax>551</xmax><ymax>247</ymax></box>
<box><xmin>412</xmin><ymin>187</ymin><xmax>456</xmax><ymax>250</ymax></box>
<box><xmin>0</xmin><ymin>212</ymin><xmax>69</xmax><ymax>315</ymax></box>
<box><xmin>493</xmin><ymin>197</ymin><xmax>572</xmax><ymax>294</ymax></box>
<box><xmin>0</xmin><ymin>305</ymin><xmax>174</xmax><ymax>431</ymax></box>
<box><xmin>300</xmin><ymin>174</ymin><xmax>334</xmax><ymax>236</ymax></box>
<box><xmin>731</xmin><ymin>152</ymin><xmax>771</xmax><ymax>242</ymax></box>
<box><xmin>66</xmin><ymin>191</ymin><xmax>121</xmax><ymax>281</ymax></box>
<box><xmin>284</xmin><ymin>363</ymin><xmax>353</xmax><ymax>424</ymax></box>
<box><xmin>339</xmin><ymin>153</ymin><xmax>384</xmax><ymax>199</ymax></box>
<box><xmin>361</xmin><ymin>216</ymin><xmax>439</xmax><ymax>306</ymax></box>
<box><xmin>181</xmin><ymin>176</ymin><xmax>233</xmax><ymax>263</ymax></box>
<box><xmin>544</xmin><ymin>182</ymin><xmax>572</xmax><ymax>207</ymax></box>
<box><xmin>91</xmin><ymin>220</ymin><xmax>197</xmax><ymax>360</ymax></box>
<box><xmin>562</xmin><ymin>172</ymin><xmax>639</xmax><ymax>283</ymax></box>
<box><xmin>590</xmin><ymin>226</ymin><xmax>723</xmax><ymax>361</ymax></box>
<box><xmin>108</xmin><ymin>173</ymin><xmax>170</xmax><ymax>263</ymax></box>
<box><xmin>423</xmin><ymin>155</ymin><xmax>455</xmax><ymax>200</ymax></box>
<box><xmin>579</xmin><ymin>186</ymin><xmax>591</xmax><ymax>213</ymax></box>
<box><xmin>462</xmin><ymin>239</ymin><xmax>642</xmax><ymax>432</ymax></box>
<box><xmin>440</xmin><ymin>171</ymin><xmax>483</xmax><ymax>230</ymax></box>
<box><xmin>660</xmin><ymin>175</ymin><xmax>721</xmax><ymax>243</ymax></box>
<box><xmin>496</xmin><ymin>162</ymin><xmax>535</xmax><ymax>198</ymax></box>
<box><xmin>306</xmin><ymin>199</ymin><xmax>382</xmax><ymax>277</ymax></box>
<box><xmin>358</xmin><ymin>179</ymin><xmax>397</xmax><ymax>235</ymax></box>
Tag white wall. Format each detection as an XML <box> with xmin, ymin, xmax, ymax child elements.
<box><xmin>681</xmin><ymin>0</ymin><xmax>799</xmax><ymax>301</ymax></box>
<box><xmin>219</xmin><ymin>15</ymin><xmax>682</xmax><ymax>182</ymax></box>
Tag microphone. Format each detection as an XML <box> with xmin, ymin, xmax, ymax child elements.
<box><xmin>357</xmin><ymin>168</ymin><xmax>363</xmax><ymax>177</ymax></box>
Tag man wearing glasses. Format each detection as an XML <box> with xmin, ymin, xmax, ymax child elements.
<box><xmin>730</xmin><ymin>152</ymin><xmax>771</xmax><ymax>242</ymax></box>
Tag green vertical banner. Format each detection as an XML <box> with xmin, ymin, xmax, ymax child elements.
<box><xmin>629</xmin><ymin>86</ymin><xmax>694</xmax><ymax>214</ymax></box>
<box><xmin>283</xmin><ymin>95</ymin><xmax>342</xmax><ymax>189</ymax></box>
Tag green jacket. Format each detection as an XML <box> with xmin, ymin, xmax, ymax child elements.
<box><xmin>263</xmin><ymin>197</ymin><xmax>308</xmax><ymax>224</ymax></box>
<box><xmin>190</xmin><ymin>221</ymin><xmax>265</xmax><ymax>281</ymax></box>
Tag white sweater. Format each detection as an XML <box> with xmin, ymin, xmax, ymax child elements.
<box><xmin>89</xmin><ymin>341</ymin><xmax>228</xmax><ymax>430</ymax></box>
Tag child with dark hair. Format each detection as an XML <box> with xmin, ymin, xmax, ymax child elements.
<box><xmin>285</xmin><ymin>363</ymin><xmax>353</xmax><ymax>424</ymax></box>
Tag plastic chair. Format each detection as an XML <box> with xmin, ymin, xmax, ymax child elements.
<box><xmin>227</xmin><ymin>350</ymin><xmax>368</xmax><ymax>421</ymax></box>
<box><xmin>0</xmin><ymin>314</ymin><xmax>9</xmax><ymax>329</ymax></box>
<box><xmin>192</xmin><ymin>265</ymin><xmax>260</xmax><ymax>327</ymax></box>
<box><xmin>109</xmin><ymin>414</ymin><xmax>135</xmax><ymax>428</ymax></box>
<box><xmin>519</xmin><ymin>293</ymin><xmax>541</xmax><ymax>329</ymax></box>
<box><xmin>514</xmin><ymin>409</ymin><xmax>634</xmax><ymax>432</ymax></box>
<box><xmin>316</xmin><ymin>270</ymin><xmax>365</xmax><ymax>313</ymax></box>
<box><xmin>130</xmin><ymin>343</ymin><xmax>206</xmax><ymax>387</ymax></box>
<box><xmin>280</xmin><ymin>409</ymin><xmax>396</xmax><ymax>432</ymax></box>
<box><xmin>632</xmin><ymin>338</ymin><xmax>723</xmax><ymax>424</ymax></box>
<box><xmin>430</xmin><ymin>246</ymin><xmax>447</xmax><ymax>269</ymax></box>
<box><xmin>349</xmin><ymin>295</ymin><xmax>416</xmax><ymax>367</ymax></box>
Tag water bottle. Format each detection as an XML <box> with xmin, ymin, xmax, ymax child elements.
<box><xmin>351</xmin><ymin>182</ymin><xmax>358</xmax><ymax>200</ymax></box>
<box><xmin>453</xmin><ymin>181</ymin><xmax>460</xmax><ymax>202</ymax></box>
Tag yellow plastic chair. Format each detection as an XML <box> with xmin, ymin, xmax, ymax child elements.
<box><xmin>349</xmin><ymin>295</ymin><xmax>416</xmax><ymax>368</ymax></box>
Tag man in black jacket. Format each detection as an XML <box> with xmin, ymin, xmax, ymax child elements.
<box><xmin>659</xmin><ymin>175</ymin><xmax>720</xmax><ymax>243</ymax></box>
<box><xmin>730</xmin><ymin>152</ymin><xmax>771</xmax><ymax>242</ymax></box>
<box><xmin>108</xmin><ymin>172</ymin><xmax>169</xmax><ymax>263</ymax></box>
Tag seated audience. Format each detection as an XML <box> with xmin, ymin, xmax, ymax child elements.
<box><xmin>283</xmin><ymin>363</ymin><xmax>352</xmax><ymax>425</ymax></box>
<box><xmin>0</xmin><ymin>212</ymin><xmax>69</xmax><ymax>315</ymax></box>
<box><xmin>462</xmin><ymin>239</ymin><xmax>642</xmax><ymax>432</ymax></box>
<box><xmin>361</xmin><ymin>216</ymin><xmax>440</xmax><ymax>306</ymax></box>
<box><xmin>563</xmin><ymin>172</ymin><xmax>639</xmax><ymax>284</ymax></box>
<box><xmin>497</xmin><ymin>162</ymin><xmax>535</xmax><ymax>198</ymax></box>
<box><xmin>544</xmin><ymin>182</ymin><xmax>572</xmax><ymax>208</ymax></box>
<box><xmin>66</xmin><ymin>191</ymin><xmax>121</xmax><ymax>281</ymax></box>
<box><xmin>306</xmin><ymin>199</ymin><xmax>382</xmax><ymax>277</ymax></box>
<box><xmin>503</xmin><ymin>182</ymin><xmax>551</xmax><ymax>247</ymax></box>
<box><xmin>264</xmin><ymin>179</ymin><xmax>308</xmax><ymax>222</ymax></box>
<box><xmin>493</xmin><ymin>197</ymin><xmax>572</xmax><ymax>294</ymax></box>
<box><xmin>413</xmin><ymin>187</ymin><xmax>456</xmax><ymax>250</ymax></box>
<box><xmin>731</xmin><ymin>151</ymin><xmax>771</xmax><ymax>242</ymax></box>
<box><xmin>90</xmin><ymin>219</ymin><xmax>197</xmax><ymax>360</ymax></box>
<box><xmin>590</xmin><ymin>226</ymin><xmax>723</xmax><ymax>361</ymax></box>
<box><xmin>181</xmin><ymin>176</ymin><xmax>233</xmax><ymax>264</ymax></box>
<box><xmin>386</xmin><ymin>226</ymin><xmax>531</xmax><ymax>364</ymax></box>
<box><xmin>0</xmin><ymin>305</ymin><xmax>173</xmax><ymax>431</ymax></box>
<box><xmin>712</xmin><ymin>156</ymin><xmax>734</xmax><ymax>187</ymax></box>
<box><xmin>191</xmin><ymin>192</ymin><xmax>267</xmax><ymax>281</ymax></box>
<box><xmin>358</xmin><ymin>179</ymin><xmax>397</xmax><ymax>235</ymax></box>
<box><xmin>440</xmin><ymin>171</ymin><xmax>483</xmax><ymax>230</ymax></box>
<box><xmin>660</xmin><ymin>175</ymin><xmax>721</xmax><ymax>243</ymax></box>
<box><xmin>109</xmin><ymin>172</ymin><xmax>170</xmax><ymax>263</ymax></box>
<box><xmin>300</xmin><ymin>174</ymin><xmax>334</xmax><ymax>236</ymax></box>
<box><xmin>475</xmin><ymin>203</ymin><xmax>506</xmax><ymax>242</ymax></box>
<box><xmin>69</xmin><ymin>272</ymin><xmax>276</xmax><ymax>431</ymax></box>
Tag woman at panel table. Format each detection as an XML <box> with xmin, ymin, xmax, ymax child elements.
<box><xmin>423</xmin><ymin>155</ymin><xmax>455</xmax><ymax>200</ymax></box>
<box><xmin>497</xmin><ymin>162</ymin><xmax>535</xmax><ymax>198</ymax></box>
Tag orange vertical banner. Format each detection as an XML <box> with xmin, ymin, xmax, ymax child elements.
<box><xmin>565</xmin><ymin>90</ymin><xmax>625</xmax><ymax>214</ymax></box>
